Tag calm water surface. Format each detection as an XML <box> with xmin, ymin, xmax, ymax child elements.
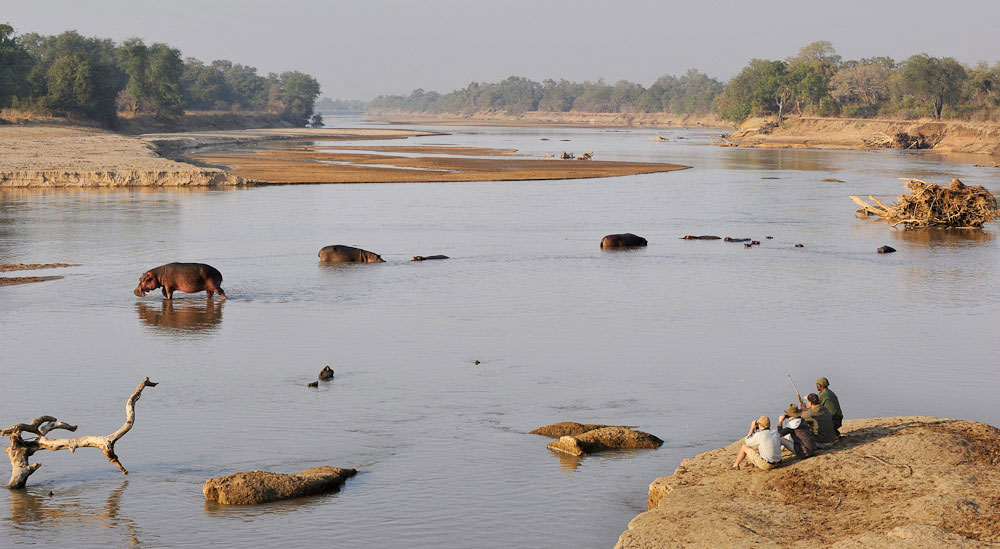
<box><xmin>2</xmin><ymin>120</ymin><xmax>999</xmax><ymax>547</ymax></box>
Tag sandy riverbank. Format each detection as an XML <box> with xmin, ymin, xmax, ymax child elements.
<box><xmin>190</xmin><ymin>143</ymin><xmax>689</xmax><ymax>184</ymax></box>
<box><xmin>0</xmin><ymin>263</ymin><xmax>79</xmax><ymax>287</ymax></box>
<box><xmin>369</xmin><ymin>110</ymin><xmax>733</xmax><ymax>129</ymax></box>
<box><xmin>615</xmin><ymin>416</ymin><xmax>1000</xmax><ymax>548</ymax></box>
<box><xmin>0</xmin><ymin>126</ymin><xmax>435</xmax><ymax>187</ymax></box>
<box><xmin>727</xmin><ymin>116</ymin><xmax>1000</xmax><ymax>160</ymax></box>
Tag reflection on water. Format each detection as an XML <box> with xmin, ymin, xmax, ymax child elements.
<box><xmin>552</xmin><ymin>450</ymin><xmax>583</xmax><ymax>472</ymax></box>
<box><xmin>135</xmin><ymin>299</ymin><xmax>223</xmax><ymax>333</ymax></box>
<box><xmin>892</xmin><ymin>227</ymin><xmax>995</xmax><ymax>245</ymax></box>
<box><xmin>5</xmin><ymin>481</ymin><xmax>143</xmax><ymax>546</ymax></box>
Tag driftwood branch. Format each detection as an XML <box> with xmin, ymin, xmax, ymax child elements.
<box><xmin>3</xmin><ymin>377</ymin><xmax>157</xmax><ymax>489</ymax></box>
<box><xmin>850</xmin><ymin>178</ymin><xmax>999</xmax><ymax>229</ymax></box>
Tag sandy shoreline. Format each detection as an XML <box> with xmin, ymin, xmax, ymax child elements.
<box><xmin>0</xmin><ymin>126</ymin><xmax>436</xmax><ymax>187</ymax></box>
<box><xmin>0</xmin><ymin>263</ymin><xmax>78</xmax><ymax>287</ymax></box>
<box><xmin>616</xmin><ymin>416</ymin><xmax>1000</xmax><ymax>547</ymax></box>
<box><xmin>727</xmin><ymin>116</ymin><xmax>1000</xmax><ymax>160</ymax></box>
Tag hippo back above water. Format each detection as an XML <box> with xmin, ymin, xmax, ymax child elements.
<box><xmin>601</xmin><ymin>233</ymin><xmax>648</xmax><ymax>249</ymax></box>
<box><xmin>134</xmin><ymin>262</ymin><xmax>226</xmax><ymax>300</ymax></box>
<box><xmin>318</xmin><ymin>245</ymin><xmax>385</xmax><ymax>263</ymax></box>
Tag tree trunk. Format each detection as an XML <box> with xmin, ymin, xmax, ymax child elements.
<box><xmin>3</xmin><ymin>378</ymin><xmax>156</xmax><ymax>489</ymax></box>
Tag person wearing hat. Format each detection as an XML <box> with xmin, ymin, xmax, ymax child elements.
<box><xmin>777</xmin><ymin>404</ymin><xmax>816</xmax><ymax>459</ymax></box>
<box><xmin>730</xmin><ymin>416</ymin><xmax>782</xmax><ymax>470</ymax></box>
<box><xmin>812</xmin><ymin>377</ymin><xmax>843</xmax><ymax>435</ymax></box>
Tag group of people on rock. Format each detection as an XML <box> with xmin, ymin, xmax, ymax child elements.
<box><xmin>730</xmin><ymin>377</ymin><xmax>844</xmax><ymax>470</ymax></box>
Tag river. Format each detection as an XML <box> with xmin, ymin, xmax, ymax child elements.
<box><xmin>1</xmin><ymin>118</ymin><xmax>998</xmax><ymax>547</ymax></box>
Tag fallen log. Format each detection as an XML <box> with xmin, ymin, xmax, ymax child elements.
<box><xmin>2</xmin><ymin>378</ymin><xmax>157</xmax><ymax>489</ymax></box>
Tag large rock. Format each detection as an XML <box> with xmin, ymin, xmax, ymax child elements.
<box><xmin>203</xmin><ymin>466</ymin><xmax>357</xmax><ymax>505</ymax></box>
<box><xmin>530</xmin><ymin>422</ymin><xmax>615</xmax><ymax>438</ymax></box>
<box><xmin>546</xmin><ymin>426</ymin><xmax>663</xmax><ymax>457</ymax></box>
<box><xmin>616</xmin><ymin>417</ymin><xmax>1000</xmax><ymax>548</ymax></box>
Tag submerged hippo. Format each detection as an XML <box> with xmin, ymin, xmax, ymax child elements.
<box><xmin>318</xmin><ymin>245</ymin><xmax>385</xmax><ymax>263</ymax></box>
<box><xmin>682</xmin><ymin>235</ymin><xmax>721</xmax><ymax>240</ymax></box>
<box><xmin>600</xmin><ymin>233</ymin><xmax>648</xmax><ymax>249</ymax></box>
<box><xmin>411</xmin><ymin>255</ymin><xmax>449</xmax><ymax>261</ymax></box>
<box><xmin>134</xmin><ymin>263</ymin><xmax>226</xmax><ymax>300</ymax></box>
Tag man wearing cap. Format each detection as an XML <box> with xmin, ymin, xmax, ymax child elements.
<box><xmin>801</xmin><ymin>393</ymin><xmax>836</xmax><ymax>447</ymax></box>
<box><xmin>777</xmin><ymin>405</ymin><xmax>816</xmax><ymax>459</ymax></box>
<box><xmin>813</xmin><ymin>377</ymin><xmax>843</xmax><ymax>435</ymax></box>
<box><xmin>730</xmin><ymin>416</ymin><xmax>782</xmax><ymax>470</ymax></box>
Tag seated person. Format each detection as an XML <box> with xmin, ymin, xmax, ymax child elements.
<box><xmin>815</xmin><ymin>377</ymin><xmax>844</xmax><ymax>435</ymax></box>
<box><xmin>801</xmin><ymin>393</ymin><xmax>837</xmax><ymax>447</ymax></box>
<box><xmin>730</xmin><ymin>416</ymin><xmax>782</xmax><ymax>470</ymax></box>
<box><xmin>777</xmin><ymin>404</ymin><xmax>816</xmax><ymax>459</ymax></box>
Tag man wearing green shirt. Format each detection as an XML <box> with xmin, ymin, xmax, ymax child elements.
<box><xmin>815</xmin><ymin>377</ymin><xmax>843</xmax><ymax>435</ymax></box>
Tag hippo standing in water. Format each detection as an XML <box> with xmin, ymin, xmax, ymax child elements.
<box><xmin>318</xmin><ymin>245</ymin><xmax>385</xmax><ymax>263</ymax></box>
<box><xmin>601</xmin><ymin>233</ymin><xmax>648</xmax><ymax>249</ymax></box>
<box><xmin>134</xmin><ymin>263</ymin><xmax>226</xmax><ymax>300</ymax></box>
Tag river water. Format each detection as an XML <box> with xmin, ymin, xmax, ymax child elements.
<box><xmin>1</xmin><ymin>119</ymin><xmax>999</xmax><ymax>548</ymax></box>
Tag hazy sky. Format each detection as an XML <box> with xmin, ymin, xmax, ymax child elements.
<box><xmin>5</xmin><ymin>1</ymin><xmax>999</xmax><ymax>99</ymax></box>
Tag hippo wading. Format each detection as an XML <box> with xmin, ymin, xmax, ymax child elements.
<box><xmin>318</xmin><ymin>245</ymin><xmax>385</xmax><ymax>263</ymax></box>
<box><xmin>134</xmin><ymin>263</ymin><xmax>226</xmax><ymax>300</ymax></box>
<box><xmin>600</xmin><ymin>233</ymin><xmax>648</xmax><ymax>249</ymax></box>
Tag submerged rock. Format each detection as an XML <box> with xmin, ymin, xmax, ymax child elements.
<box><xmin>616</xmin><ymin>417</ymin><xmax>1000</xmax><ymax>548</ymax></box>
<box><xmin>546</xmin><ymin>426</ymin><xmax>663</xmax><ymax>457</ymax></box>
<box><xmin>203</xmin><ymin>466</ymin><xmax>357</xmax><ymax>505</ymax></box>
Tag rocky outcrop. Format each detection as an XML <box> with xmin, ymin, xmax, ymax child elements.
<box><xmin>539</xmin><ymin>425</ymin><xmax>663</xmax><ymax>457</ymax></box>
<box><xmin>203</xmin><ymin>466</ymin><xmax>357</xmax><ymax>505</ymax></box>
<box><xmin>530</xmin><ymin>422</ymin><xmax>616</xmax><ymax>438</ymax></box>
<box><xmin>616</xmin><ymin>417</ymin><xmax>1000</xmax><ymax>548</ymax></box>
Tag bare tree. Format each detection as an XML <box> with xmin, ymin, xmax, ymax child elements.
<box><xmin>2</xmin><ymin>378</ymin><xmax>157</xmax><ymax>489</ymax></box>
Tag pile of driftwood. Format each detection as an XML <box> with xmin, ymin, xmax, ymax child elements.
<box><xmin>851</xmin><ymin>178</ymin><xmax>999</xmax><ymax>229</ymax></box>
<box><xmin>862</xmin><ymin>132</ymin><xmax>933</xmax><ymax>150</ymax></box>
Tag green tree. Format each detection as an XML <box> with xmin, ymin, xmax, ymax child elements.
<box><xmin>897</xmin><ymin>54</ymin><xmax>967</xmax><ymax>118</ymax></box>
<box><xmin>718</xmin><ymin>59</ymin><xmax>792</xmax><ymax>122</ymax></box>
<box><xmin>0</xmin><ymin>24</ymin><xmax>33</xmax><ymax>108</ymax></box>
<box><xmin>45</xmin><ymin>52</ymin><xmax>97</xmax><ymax>117</ymax></box>
<box><xmin>180</xmin><ymin>58</ymin><xmax>230</xmax><ymax>110</ymax></box>
<box><xmin>275</xmin><ymin>71</ymin><xmax>320</xmax><ymax>124</ymax></box>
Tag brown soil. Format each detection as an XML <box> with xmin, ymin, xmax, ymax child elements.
<box><xmin>368</xmin><ymin>110</ymin><xmax>734</xmax><ymax>129</ymax></box>
<box><xmin>616</xmin><ymin>416</ymin><xmax>1000</xmax><ymax>548</ymax></box>
<box><xmin>0</xmin><ymin>276</ymin><xmax>63</xmax><ymax>287</ymax></box>
<box><xmin>190</xmin><ymin>145</ymin><xmax>689</xmax><ymax>184</ymax></box>
<box><xmin>313</xmin><ymin>145</ymin><xmax>519</xmax><ymax>157</ymax></box>
<box><xmin>728</xmin><ymin>116</ymin><xmax>1000</xmax><ymax>158</ymax></box>
<box><xmin>0</xmin><ymin>263</ymin><xmax>78</xmax><ymax>272</ymax></box>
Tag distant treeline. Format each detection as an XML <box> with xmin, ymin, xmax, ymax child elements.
<box><xmin>368</xmin><ymin>42</ymin><xmax>1000</xmax><ymax>123</ymax></box>
<box><xmin>0</xmin><ymin>24</ymin><xmax>321</xmax><ymax>126</ymax></box>
<box><xmin>315</xmin><ymin>98</ymin><xmax>366</xmax><ymax>112</ymax></box>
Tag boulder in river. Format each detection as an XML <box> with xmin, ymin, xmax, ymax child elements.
<box><xmin>545</xmin><ymin>426</ymin><xmax>663</xmax><ymax>457</ymax></box>
<box><xmin>531</xmin><ymin>422</ymin><xmax>616</xmax><ymax>438</ymax></box>
<box><xmin>203</xmin><ymin>466</ymin><xmax>357</xmax><ymax>505</ymax></box>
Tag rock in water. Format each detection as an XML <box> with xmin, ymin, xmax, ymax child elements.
<box><xmin>203</xmin><ymin>466</ymin><xmax>357</xmax><ymax>505</ymax></box>
<box><xmin>877</xmin><ymin>245</ymin><xmax>896</xmax><ymax>254</ymax></box>
<box><xmin>546</xmin><ymin>426</ymin><xmax>663</xmax><ymax>456</ymax></box>
<box><xmin>530</xmin><ymin>422</ymin><xmax>615</xmax><ymax>438</ymax></box>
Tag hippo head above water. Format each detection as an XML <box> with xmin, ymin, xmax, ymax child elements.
<box><xmin>134</xmin><ymin>271</ymin><xmax>160</xmax><ymax>297</ymax></box>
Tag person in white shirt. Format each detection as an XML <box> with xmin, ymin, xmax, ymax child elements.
<box><xmin>730</xmin><ymin>415</ymin><xmax>782</xmax><ymax>470</ymax></box>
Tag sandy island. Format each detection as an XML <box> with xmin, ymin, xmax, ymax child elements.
<box><xmin>0</xmin><ymin>263</ymin><xmax>79</xmax><ymax>287</ymax></box>
<box><xmin>0</xmin><ymin>125</ymin><xmax>689</xmax><ymax>186</ymax></box>
<box><xmin>616</xmin><ymin>416</ymin><xmax>1000</xmax><ymax>548</ymax></box>
<box><xmin>189</xmin><ymin>142</ymin><xmax>688</xmax><ymax>184</ymax></box>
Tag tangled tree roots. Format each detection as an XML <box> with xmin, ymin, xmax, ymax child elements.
<box><xmin>2</xmin><ymin>378</ymin><xmax>157</xmax><ymax>489</ymax></box>
<box><xmin>851</xmin><ymin>178</ymin><xmax>999</xmax><ymax>229</ymax></box>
